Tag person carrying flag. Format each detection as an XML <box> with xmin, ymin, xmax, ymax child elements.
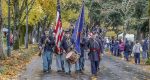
<box><xmin>79</xmin><ymin>33</ymin><xmax>87</xmax><ymax>73</ymax></box>
<box><xmin>71</xmin><ymin>1</ymin><xmax>85</xmax><ymax>73</ymax></box>
<box><xmin>54</xmin><ymin>0</ymin><xmax>65</xmax><ymax>73</ymax></box>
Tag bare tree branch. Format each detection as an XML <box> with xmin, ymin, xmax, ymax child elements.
<box><xmin>18</xmin><ymin>0</ymin><xmax>35</xmax><ymax>30</ymax></box>
<box><xmin>19</xmin><ymin>0</ymin><xmax>35</xmax><ymax>23</ymax></box>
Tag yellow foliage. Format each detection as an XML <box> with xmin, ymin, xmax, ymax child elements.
<box><xmin>1</xmin><ymin>0</ymin><xmax>89</xmax><ymax>27</ymax></box>
<box><xmin>22</xmin><ymin>0</ymin><xmax>45</xmax><ymax>25</ymax></box>
<box><xmin>37</xmin><ymin>0</ymin><xmax>56</xmax><ymax>21</ymax></box>
<box><xmin>62</xmin><ymin>0</ymin><xmax>81</xmax><ymax>4</ymax></box>
<box><xmin>61</xmin><ymin>0</ymin><xmax>89</xmax><ymax>28</ymax></box>
<box><xmin>106</xmin><ymin>31</ymin><xmax>117</xmax><ymax>37</ymax></box>
<box><xmin>2</xmin><ymin>0</ymin><xmax>8</xmax><ymax>18</ymax></box>
<box><xmin>85</xmin><ymin>7</ymin><xmax>90</xmax><ymax>23</ymax></box>
<box><xmin>62</xmin><ymin>19</ymin><xmax>70</xmax><ymax>29</ymax></box>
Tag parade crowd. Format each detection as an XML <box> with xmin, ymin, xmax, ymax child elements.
<box><xmin>105</xmin><ymin>37</ymin><xmax>149</xmax><ymax>64</ymax></box>
<box><xmin>38</xmin><ymin>26</ymin><xmax>149</xmax><ymax>79</ymax></box>
<box><xmin>38</xmin><ymin>27</ymin><xmax>104</xmax><ymax>79</ymax></box>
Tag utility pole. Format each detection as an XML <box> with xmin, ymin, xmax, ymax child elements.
<box><xmin>7</xmin><ymin>0</ymin><xmax>11</xmax><ymax>56</ymax></box>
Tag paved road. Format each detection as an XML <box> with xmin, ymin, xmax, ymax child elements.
<box><xmin>18</xmin><ymin>54</ymin><xmax>150</xmax><ymax>80</ymax></box>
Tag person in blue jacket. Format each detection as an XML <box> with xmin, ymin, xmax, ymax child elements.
<box><xmin>142</xmin><ymin>39</ymin><xmax>148</xmax><ymax>63</ymax></box>
<box><xmin>61</xmin><ymin>30</ymin><xmax>73</xmax><ymax>75</ymax></box>
<box><xmin>114</xmin><ymin>39</ymin><xmax>119</xmax><ymax>56</ymax></box>
<box><xmin>39</xmin><ymin>29</ymin><xmax>55</xmax><ymax>73</ymax></box>
<box><xmin>124</xmin><ymin>40</ymin><xmax>132</xmax><ymax>61</ymax></box>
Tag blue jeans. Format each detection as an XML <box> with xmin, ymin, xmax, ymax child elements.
<box><xmin>91</xmin><ymin>61</ymin><xmax>99</xmax><ymax>75</ymax></box>
<box><xmin>142</xmin><ymin>51</ymin><xmax>148</xmax><ymax>59</ymax></box>
<box><xmin>64</xmin><ymin>58</ymin><xmax>71</xmax><ymax>73</ymax></box>
<box><xmin>110</xmin><ymin>47</ymin><xmax>114</xmax><ymax>54</ymax></box>
<box><xmin>114</xmin><ymin>48</ymin><xmax>118</xmax><ymax>56</ymax></box>
<box><xmin>42</xmin><ymin>51</ymin><xmax>53</xmax><ymax>71</ymax></box>
<box><xmin>75</xmin><ymin>59</ymin><xmax>80</xmax><ymax>71</ymax></box>
<box><xmin>56</xmin><ymin>54</ymin><xmax>64</xmax><ymax>71</ymax></box>
<box><xmin>106</xmin><ymin>43</ymin><xmax>110</xmax><ymax>49</ymax></box>
<box><xmin>79</xmin><ymin>57</ymin><xmax>85</xmax><ymax>70</ymax></box>
<box><xmin>134</xmin><ymin>53</ymin><xmax>140</xmax><ymax>64</ymax></box>
<box><xmin>124</xmin><ymin>52</ymin><xmax>129</xmax><ymax>61</ymax></box>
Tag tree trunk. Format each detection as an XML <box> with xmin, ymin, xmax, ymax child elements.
<box><xmin>7</xmin><ymin>0</ymin><xmax>11</xmax><ymax>56</ymax></box>
<box><xmin>37</xmin><ymin>23</ymin><xmax>40</xmax><ymax>43</ymax></box>
<box><xmin>0</xmin><ymin>0</ymin><xmax>5</xmax><ymax>59</ymax></box>
<box><xmin>123</xmin><ymin>19</ymin><xmax>128</xmax><ymax>41</ymax></box>
<box><xmin>20</xmin><ymin>26</ymin><xmax>25</xmax><ymax>45</ymax></box>
<box><xmin>136</xmin><ymin>23</ymin><xmax>142</xmax><ymax>41</ymax></box>
<box><xmin>13</xmin><ymin>0</ymin><xmax>19</xmax><ymax>50</ymax></box>
<box><xmin>25</xmin><ymin>0</ymin><xmax>28</xmax><ymax>48</ymax></box>
<box><xmin>148</xmin><ymin>16</ymin><xmax>150</xmax><ymax>52</ymax></box>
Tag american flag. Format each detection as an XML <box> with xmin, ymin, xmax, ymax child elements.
<box><xmin>54</xmin><ymin>0</ymin><xmax>64</xmax><ymax>54</ymax></box>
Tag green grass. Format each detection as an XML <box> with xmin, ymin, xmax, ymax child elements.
<box><xmin>145</xmin><ymin>52</ymin><xmax>150</xmax><ymax>65</ymax></box>
<box><xmin>146</xmin><ymin>59</ymin><xmax>150</xmax><ymax>65</ymax></box>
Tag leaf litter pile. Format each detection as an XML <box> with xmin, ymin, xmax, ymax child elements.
<box><xmin>0</xmin><ymin>45</ymin><xmax>39</xmax><ymax>79</ymax></box>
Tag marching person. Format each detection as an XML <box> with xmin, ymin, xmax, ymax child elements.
<box><xmin>78</xmin><ymin>33</ymin><xmax>86</xmax><ymax>73</ymax></box>
<box><xmin>39</xmin><ymin>28</ymin><xmax>55</xmax><ymax>73</ymax></box>
<box><xmin>87</xmin><ymin>32</ymin><xmax>101</xmax><ymax>79</ymax></box>
<box><xmin>61</xmin><ymin>30</ymin><xmax>72</xmax><ymax>75</ymax></box>
<box><xmin>97</xmin><ymin>33</ymin><xmax>104</xmax><ymax>70</ymax></box>
<box><xmin>55</xmin><ymin>41</ymin><xmax>65</xmax><ymax>73</ymax></box>
<box><xmin>54</xmin><ymin>30</ymin><xmax>65</xmax><ymax>73</ymax></box>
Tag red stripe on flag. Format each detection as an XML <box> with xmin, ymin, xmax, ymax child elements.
<box><xmin>55</xmin><ymin>17</ymin><xmax>60</xmax><ymax>34</ymax></box>
<box><xmin>54</xmin><ymin>12</ymin><xmax>64</xmax><ymax>54</ymax></box>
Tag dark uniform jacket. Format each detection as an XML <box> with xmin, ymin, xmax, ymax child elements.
<box><xmin>39</xmin><ymin>34</ymin><xmax>55</xmax><ymax>52</ymax></box>
<box><xmin>87</xmin><ymin>38</ymin><xmax>101</xmax><ymax>61</ymax></box>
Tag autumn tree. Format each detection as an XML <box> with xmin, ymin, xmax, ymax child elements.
<box><xmin>148</xmin><ymin>0</ymin><xmax>150</xmax><ymax>51</ymax></box>
<box><xmin>12</xmin><ymin>0</ymin><xmax>36</xmax><ymax>50</ymax></box>
<box><xmin>37</xmin><ymin>0</ymin><xmax>56</xmax><ymax>30</ymax></box>
<box><xmin>25</xmin><ymin>0</ymin><xmax>28</xmax><ymax>48</ymax></box>
<box><xmin>0</xmin><ymin>0</ymin><xmax>5</xmax><ymax>59</ymax></box>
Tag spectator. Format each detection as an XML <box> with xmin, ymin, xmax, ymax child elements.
<box><xmin>110</xmin><ymin>38</ymin><xmax>115</xmax><ymax>55</ymax></box>
<box><xmin>124</xmin><ymin>40</ymin><xmax>132</xmax><ymax>61</ymax></box>
<box><xmin>133</xmin><ymin>41</ymin><xmax>143</xmax><ymax>64</ymax></box>
<box><xmin>114</xmin><ymin>40</ymin><xmax>119</xmax><ymax>56</ymax></box>
<box><xmin>142</xmin><ymin>39</ymin><xmax>148</xmax><ymax>64</ymax></box>
<box><xmin>10</xmin><ymin>33</ymin><xmax>13</xmax><ymax>47</ymax></box>
<box><xmin>106</xmin><ymin>38</ymin><xmax>110</xmax><ymax>49</ymax></box>
<box><xmin>119</xmin><ymin>39</ymin><xmax>125</xmax><ymax>60</ymax></box>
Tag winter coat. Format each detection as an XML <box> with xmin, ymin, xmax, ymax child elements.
<box><xmin>142</xmin><ymin>39</ymin><xmax>148</xmax><ymax>51</ymax></box>
<box><xmin>133</xmin><ymin>43</ymin><xmax>142</xmax><ymax>53</ymax></box>
<box><xmin>124</xmin><ymin>43</ymin><xmax>132</xmax><ymax>53</ymax></box>
<box><xmin>119</xmin><ymin>42</ymin><xmax>125</xmax><ymax>51</ymax></box>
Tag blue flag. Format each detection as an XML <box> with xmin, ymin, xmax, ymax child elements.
<box><xmin>72</xmin><ymin>2</ymin><xmax>84</xmax><ymax>54</ymax></box>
